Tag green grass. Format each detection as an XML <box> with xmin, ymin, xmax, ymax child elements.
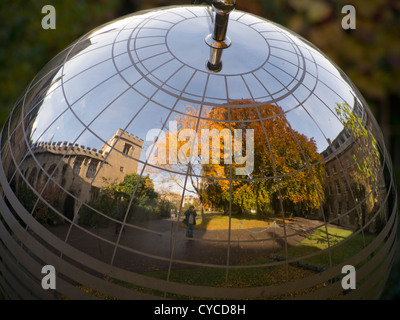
<box><xmin>284</xmin><ymin>226</ymin><xmax>374</xmax><ymax>268</ymax></box>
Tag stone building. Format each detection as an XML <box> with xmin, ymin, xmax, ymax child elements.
<box><xmin>17</xmin><ymin>129</ymin><xmax>143</xmax><ymax>221</ymax></box>
<box><xmin>322</xmin><ymin>127</ymin><xmax>360</xmax><ymax>227</ymax></box>
<box><xmin>321</xmin><ymin>99</ymin><xmax>387</xmax><ymax>231</ymax></box>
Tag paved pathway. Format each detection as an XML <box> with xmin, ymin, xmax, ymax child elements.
<box><xmin>51</xmin><ymin>217</ymin><xmax>329</xmax><ymax>273</ymax></box>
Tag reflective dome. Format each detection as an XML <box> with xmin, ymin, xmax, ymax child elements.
<box><xmin>0</xmin><ymin>4</ymin><xmax>397</xmax><ymax>300</ymax></box>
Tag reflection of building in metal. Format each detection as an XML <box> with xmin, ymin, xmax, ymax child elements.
<box><xmin>321</xmin><ymin>99</ymin><xmax>387</xmax><ymax>231</ymax></box>
<box><xmin>182</xmin><ymin>194</ymin><xmax>197</xmax><ymax>207</ymax></box>
<box><xmin>16</xmin><ymin>129</ymin><xmax>143</xmax><ymax>220</ymax></box>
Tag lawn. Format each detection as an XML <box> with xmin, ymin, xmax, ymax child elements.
<box><xmin>283</xmin><ymin>226</ymin><xmax>373</xmax><ymax>268</ymax></box>
<box><xmin>193</xmin><ymin>214</ymin><xmax>271</xmax><ymax>231</ymax></box>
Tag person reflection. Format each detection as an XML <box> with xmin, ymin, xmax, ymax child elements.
<box><xmin>183</xmin><ymin>205</ymin><xmax>197</xmax><ymax>238</ymax></box>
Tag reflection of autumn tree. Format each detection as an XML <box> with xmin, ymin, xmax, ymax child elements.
<box><xmin>335</xmin><ymin>102</ymin><xmax>381</xmax><ymax>226</ymax></box>
<box><xmin>160</xmin><ymin>101</ymin><xmax>324</xmax><ymax>218</ymax></box>
<box><xmin>154</xmin><ymin>106</ymin><xmax>210</xmax><ymax>221</ymax></box>
<box><xmin>207</xmin><ymin>102</ymin><xmax>324</xmax><ymax>217</ymax></box>
<box><xmin>255</xmin><ymin>104</ymin><xmax>324</xmax><ymax>218</ymax></box>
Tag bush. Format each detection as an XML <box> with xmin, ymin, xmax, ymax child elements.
<box><xmin>78</xmin><ymin>195</ymin><xmax>119</xmax><ymax>227</ymax></box>
<box><xmin>155</xmin><ymin>198</ymin><xmax>177</xmax><ymax>219</ymax></box>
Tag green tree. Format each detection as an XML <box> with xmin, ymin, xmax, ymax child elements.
<box><xmin>79</xmin><ymin>173</ymin><xmax>159</xmax><ymax>227</ymax></box>
<box><xmin>335</xmin><ymin>101</ymin><xmax>381</xmax><ymax>228</ymax></box>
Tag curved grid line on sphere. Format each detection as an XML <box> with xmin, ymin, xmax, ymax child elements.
<box><xmin>0</xmin><ymin>5</ymin><xmax>397</xmax><ymax>300</ymax></box>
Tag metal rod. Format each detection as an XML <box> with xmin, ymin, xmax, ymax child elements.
<box><xmin>205</xmin><ymin>0</ymin><xmax>236</xmax><ymax>72</ymax></box>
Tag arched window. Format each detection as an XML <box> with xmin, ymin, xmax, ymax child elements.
<box><xmin>73</xmin><ymin>157</ymin><xmax>83</xmax><ymax>175</ymax></box>
<box><xmin>123</xmin><ymin>143</ymin><xmax>132</xmax><ymax>155</ymax></box>
<box><xmin>48</xmin><ymin>164</ymin><xmax>58</xmax><ymax>180</ymax></box>
<box><xmin>86</xmin><ymin>159</ymin><xmax>99</xmax><ymax>179</ymax></box>
<box><xmin>28</xmin><ymin>168</ymin><xmax>37</xmax><ymax>186</ymax></box>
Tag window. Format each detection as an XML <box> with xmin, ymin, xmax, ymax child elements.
<box><xmin>335</xmin><ymin>180</ymin><xmax>341</xmax><ymax>194</ymax></box>
<box><xmin>90</xmin><ymin>187</ymin><xmax>100</xmax><ymax>201</ymax></box>
<box><xmin>37</xmin><ymin>170</ymin><xmax>43</xmax><ymax>184</ymax></box>
<box><xmin>334</xmin><ymin>141</ymin><xmax>340</xmax><ymax>149</ymax></box>
<box><xmin>73</xmin><ymin>157</ymin><xmax>83</xmax><ymax>175</ymax></box>
<box><xmin>332</xmin><ymin>165</ymin><xmax>337</xmax><ymax>174</ymax></box>
<box><xmin>86</xmin><ymin>160</ymin><xmax>99</xmax><ymax>178</ymax></box>
<box><xmin>120</xmin><ymin>167</ymin><xmax>124</xmax><ymax>172</ymax></box>
<box><xmin>355</xmin><ymin>103</ymin><xmax>363</xmax><ymax>117</ymax></box>
<box><xmin>123</xmin><ymin>143</ymin><xmax>132</xmax><ymax>155</ymax></box>
<box><xmin>28</xmin><ymin>168</ymin><xmax>37</xmax><ymax>186</ymax></box>
<box><xmin>62</xmin><ymin>164</ymin><xmax>68</xmax><ymax>175</ymax></box>
<box><xmin>49</xmin><ymin>164</ymin><xmax>58</xmax><ymax>179</ymax></box>
<box><xmin>326</xmin><ymin>168</ymin><xmax>330</xmax><ymax>177</ymax></box>
<box><xmin>337</xmin><ymin>202</ymin><xmax>342</xmax><ymax>215</ymax></box>
<box><xmin>343</xmin><ymin>180</ymin><xmax>349</xmax><ymax>193</ymax></box>
<box><xmin>345</xmin><ymin>157</ymin><xmax>351</xmax><ymax>167</ymax></box>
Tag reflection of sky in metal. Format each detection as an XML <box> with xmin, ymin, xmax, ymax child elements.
<box><xmin>29</xmin><ymin>6</ymin><xmax>359</xmax><ymax>159</ymax></box>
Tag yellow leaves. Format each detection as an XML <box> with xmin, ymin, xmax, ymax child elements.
<box><xmin>158</xmin><ymin>101</ymin><xmax>324</xmax><ymax>215</ymax></box>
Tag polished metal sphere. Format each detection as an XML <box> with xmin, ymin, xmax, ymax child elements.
<box><xmin>0</xmin><ymin>5</ymin><xmax>397</xmax><ymax>300</ymax></box>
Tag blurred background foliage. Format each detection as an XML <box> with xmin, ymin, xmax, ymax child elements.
<box><xmin>0</xmin><ymin>0</ymin><xmax>399</xmax><ymax>299</ymax></box>
<box><xmin>1</xmin><ymin>0</ymin><xmax>399</xmax><ymax>168</ymax></box>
